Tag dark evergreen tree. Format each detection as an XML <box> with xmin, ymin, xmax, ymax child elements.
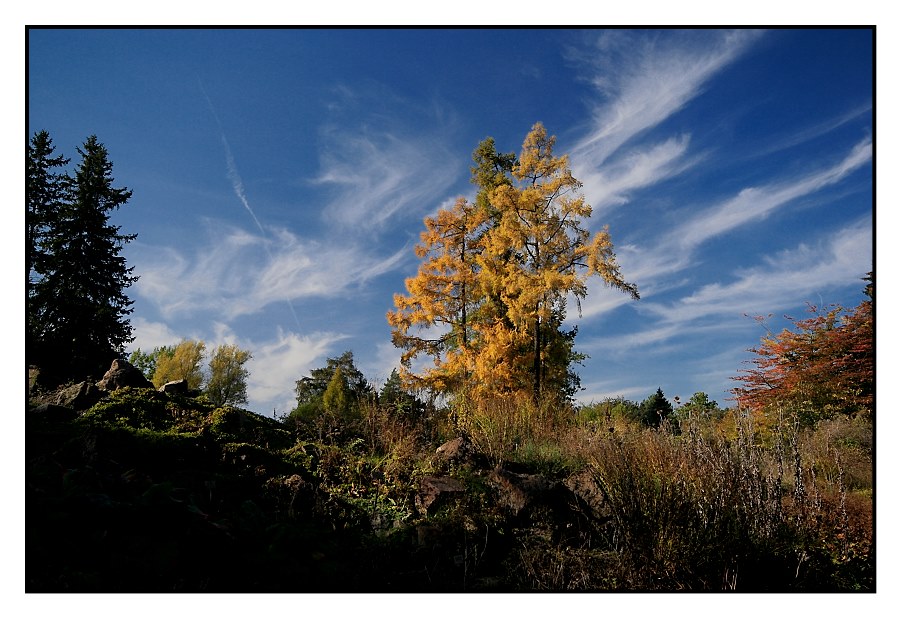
<box><xmin>639</xmin><ymin>387</ymin><xmax>674</xmax><ymax>428</ymax></box>
<box><xmin>27</xmin><ymin>131</ymin><xmax>70</xmax><ymax>358</ymax></box>
<box><xmin>30</xmin><ymin>135</ymin><xmax>138</xmax><ymax>383</ymax></box>
<box><xmin>380</xmin><ymin>368</ymin><xmax>425</xmax><ymax>418</ymax></box>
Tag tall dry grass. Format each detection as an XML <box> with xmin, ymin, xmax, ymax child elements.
<box><xmin>568</xmin><ymin>409</ymin><xmax>873</xmax><ymax>590</ymax></box>
<box><xmin>455</xmin><ymin>397</ymin><xmax>873</xmax><ymax>590</ymax></box>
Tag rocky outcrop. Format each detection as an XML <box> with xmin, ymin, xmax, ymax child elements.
<box><xmin>96</xmin><ymin>359</ymin><xmax>153</xmax><ymax>392</ymax></box>
<box><xmin>488</xmin><ymin>467</ymin><xmax>561</xmax><ymax>516</ymax></box>
<box><xmin>55</xmin><ymin>380</ymin><xmax>103</xmax><ymax>411</ymax></box>
<box><xmin>416</xmin><ymin>475</ymin><xmax>466</xmax><ymax>515</ymax></box>
<box><xmin>29</xmin><ymin>402</ymin><xmax>78</xmax><ymax>422</ymax></box>
<box><xmin>564</xmin><ymin>468</ymin><xmax>608</xmax><ymax>515</ymax></box>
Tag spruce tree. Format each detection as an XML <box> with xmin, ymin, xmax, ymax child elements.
<box><xmin>639</xmin><ymin>388</ymin><xmax>674</xmax><ymax>428</ymax></box>
<box><xmin>27</xmin><ymin>131</ymin><xmax>70</xmax><ymax>358</ymax></box>
<box><xmin>30</xmin><ymin>135</ymin><xmax>138</xmax><ymax>382</ymax></box>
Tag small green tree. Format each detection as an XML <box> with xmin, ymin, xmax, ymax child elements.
<box><xmin>128</xmin><ymin>346</ymin><xmax>174</xmax><ymax>381</ymax></box>
<box><xmin>639</xmin><ymin>388</ymin><xmax>674</xmax><ymax>428</ymax></box>
<box><xmin>294</xmin><ymin>351</ymin><xmax>371</xmax><ymax>407</ymax></box>
<box><xmin>322</xmin><ymin>366</ymin><xmax>351</xmax><ymax>419</ymax></box>
<box><xmin>678</xmin><ymin>391</ymin><xmax>721</xmax><ymax>422</ymax></box>
<box><xmin>206</xmin><ymin>344</ymin><xmax>252</xmax><ymax>407</ymax></box>
<box><xmin>152</xmin><ymin>340</ymin><xmax>205</xmax><ymax>389</ymax></box>
<box><xmin>380</xmin><ymin>368</ymin><xmax>425</xmax><ymax>418</ymax></box>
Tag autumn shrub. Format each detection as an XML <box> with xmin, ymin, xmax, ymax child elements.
<box><xmin>358</xmin><ymin>400</ymin><xmax>428</xmax><ymax>484</ymax></box>
<box><xmin>576</xmin><ymin>397</ymin><xmax>645</xmax><ymax>434</ymax></box>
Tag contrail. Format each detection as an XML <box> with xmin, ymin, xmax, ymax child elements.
<box><xmin>199</xmin><ymin>78</ymin><xmax>302</xmax><ymax>331</ymax></box>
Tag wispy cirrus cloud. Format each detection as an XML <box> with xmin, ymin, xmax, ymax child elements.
<box><xmin>658</xmin><ymin>217</ymin><xmax>872</xmax><ymax>324</ymax></box>
<box><xmin>311</xmin><ymin>85</ymin><xmax>462</xmax><ymax>231</ymax></box>
<box><xmin>675</xmin><ymin>137</ymin><xmax>872</xmax><ymax>251</ymax></box>
<box><xmin>561</xmin><ymin>29</ymin><xmax>766</xmax><ymax>232</ymax></box>
<box><xmin>576</xmin><ymin>134</ymin><xmax>699</xmax><ymax>216</ymax></box>
<box><xmin>131</xmin><ymin>220</ymin><xmax>408</xmax><ymax>321</ymax></box>
<box><xmin>603</xmin><ymin>217</ymin><xmax>871</xmax><ymax>350</ymax></box>
<box><xmin>313</xmin><ymin>128</ymin><xmax>458</xmax><ymax>229</ymax></box>
<box><xmin>576</xmin><ymin>134</ymin><xmax>873</xmax><ymax>325</ymax></box>
<box><xmin>569</xmin><ymin>30</ymin><xmax>764</xmax><ymax>166</ymax></box>
<box><xmin>575</xmin><ymin>216</ymin><xmax>870</xmax><ymax>405</ymax></box>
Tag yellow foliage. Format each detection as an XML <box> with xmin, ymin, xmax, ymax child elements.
<box><xmin>388</xmin><ymin>122</ymin><xmax>639</xmax><ymax>401</ymax></box>
<box><xmin>152</xmin><ymin>339</ymin><xmax>205</xmax><ymax>389</ymax></box>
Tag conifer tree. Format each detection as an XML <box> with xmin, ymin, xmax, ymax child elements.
<box><xmin>29</xmin><ymin>134</ymin><xmax>138</xmax><ymax>382</ymax></box>
<box><xmin>388</xmin><ymin>123</ymin><xmax>639</xmax><ymax>402</ymax></box>
<box><xmin>27</xmin><ymin>131</ymin><xmax>70</xmax><ymax>309</ymax></box>
<box><xmin>639</xmin><ymin>388</ymin><xmax>674</xmax><ymax>428</ymax></box>
<box><xmin>294</xmin><ymin>351</ymin><xmax>371</xmax><ymax>408</ymax></box>
<box><xmin>387</xmin><ymin>197</ymin><xmax>488</xmax><ymax>392</ymax></box>
<box><xmin>483</xmin><ymin>122</ymin><xmax>639</xmax><ymax>400</ymax></box>
<box><xmin>322</xmin><ymin>366</ymin><xmax>351</xmax><ymax>419</ymax></box>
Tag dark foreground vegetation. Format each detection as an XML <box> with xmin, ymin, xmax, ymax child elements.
<box><xmin>27</xmin><ymin>381</ymin><xmax>873</xmax><ymax>592</ymax></box>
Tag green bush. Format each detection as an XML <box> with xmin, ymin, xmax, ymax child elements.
<box><xmin>80</xmin><ymin>387</ymin><xmax>173</xmax><ymax>431</ymax></box>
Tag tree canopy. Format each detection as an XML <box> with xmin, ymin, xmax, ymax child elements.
<box><xmin>732</xmin><ymin>274</ymin><xmax>873</xmax><ymax>422</ymax></box>
<box><xmin>388</xmin><ymin>122</ymin><xmax>639</xmax><ymax>402</ymax></box>
<box><xmin>206</xmin><ymin>344</ymin><xmax>252</xmax><ymax>407</ymax></box>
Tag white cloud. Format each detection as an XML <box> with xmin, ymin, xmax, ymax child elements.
<box><xmin>577</xmin><ymin>380</ymin><xmax>651</xmax><ymax>405</ymax></box>
<box><xmin>575</xmin><ymin>134</ymin><xmax>698</xmax><ymax>216</ymax></box>
<box><xmin>127</xmin><ymin>317</ymin><xmax>184</xmax><ymax>353</ymax></box>
<box><xmin>676</xmin><ymin>137</ymin><xmax>872</xmax><ymax>251</ymax></box>
<box><xmin>312</xmin><ymin>126</ymin><xmax>460</xmax><ymax>231</ymax></box>
<box><xmin>131</xmin><ymin>220</ymin><xmax>410</xmax><ymax>322</ymax></box>
<box><xmin>570</xmin><ymin>29</ymin><xmax>764</xmax><ymax>166</ymax></box>
<box><xmin>244</xmin><ymin>328</ymin><xmax>348</xmax><ymax>416</ymax></box>
<box><xmin>575</xmin><ymin>133</ymin><xmax>872</xmax><ymax>326</ymax></box>
<box><xmin>647</xmin><ymin>217</ymin><xmax>872</xmax><ymax>327</ymax></box>
<box><xmin>572</xmin><ymin>215</ymin><xmax>871</xmax><ymax>386</ymax></box>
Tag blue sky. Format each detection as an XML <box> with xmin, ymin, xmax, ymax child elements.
<box><xmin>27</xmin><ymin>28</ymin><xmax>874</xmax><ymax>416</ymax></box>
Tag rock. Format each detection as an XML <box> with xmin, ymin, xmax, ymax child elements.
<box><xmin>435</xmin><ymin>436</ymin><xmax>487</xmax><ymax>468</ymax></box>
<box><xmin>488</xmin><ymin>468</ymin><xmax>557</xmax><ymax>516</ymax></box>
<box><xmin>159</xmin><ymin>379</ymin><xmax>189</xmax><ymax>395</ymax></box>
<box><xmin>53</xmin><ymin>380</ymin><xmax>102</xmax><ymax>411</ymax></box>
<box><xmin>96</xmin><ymin>359</ymin><xmax>153</xmax><ymax>392</ymax></box>
<box><xmin>564</xmin><ymin>469</ymin><xmax>607</xmax><ymax>513</ymax></box>
<box><xmin>28</xmin><ymin>402</ymin><xmax>78</xmax><ymax>422</ymax></box>
<box><xmin>416</xmin><ymin>475</ymin><xmax>466</xmax><ymax>515</ymax></box>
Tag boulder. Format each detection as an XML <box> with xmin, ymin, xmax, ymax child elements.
<box><xmin>435</xmin><ymin>436</ymin><xmax>483</xmax><ymax>466</ymax></box>
<box><xmin>564</xmin><ymin>469</ymin><xmax>608</xmax><ymax>516</ymax></box>
<box><xmin>416</xmin><ymin>475</ymin><xmax>466</xmax><ymax>515</ymax></box>
<box><xmin>53</xmin><ymin>380</ymin><xmax>102</xmax><ymax>411</ymax></box>
<box><xmin>96</xmin><ymin>359</ymin><xmax>153</xmax><ymax>392</ymax></box>
<box><xmin>159</xmin><ymin>379</ymin><xmax>189</xmax><ymax>395</ymax></box>
<box><xmin>488</xmin><ymin>468</ymin><xmax>558</xmax><ymax>516</ymax></box>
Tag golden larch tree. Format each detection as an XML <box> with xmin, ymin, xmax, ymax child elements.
<box><xmin>480</xmin><ymin>122</ymin><xmax>639</xmax><ymax>400</ymax></box>
<box><xmin>388</xmin><ymin>122</ymin><xmax>639</xmax><ymax>402</ymax></box>
<box><xmin>387</xmin><ymin>197</ymin><xmax>488</xmax><ymax>393</ymax></box>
